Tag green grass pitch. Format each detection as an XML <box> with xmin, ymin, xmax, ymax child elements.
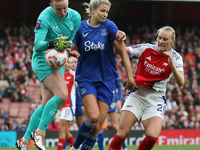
<box><xmin>1</xmin><ymin>145</ymin><xmax>200</xmax><ymax>150</ymax></box>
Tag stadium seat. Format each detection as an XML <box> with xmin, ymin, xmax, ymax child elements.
<box><xmin>18</xmin><ymin>109</ymin><xmax>30</xmax><ymax>121</ymax></box>
<box><xmin>25</xmin><ymin>85</ymin><xmax>41</xmax><ymax>100</ymax></box>
<box><xmin>20</xmin><ymin>102</ymin><xmax>32</xmax><ymax>109</ymax></box>
<box><xmin>9</xmin><ymin>107</ymin><xmax>19</xmax><ymax>118</ymax></box>
<box><xmin>2</xmin><ymin>98</ymin><xmax>11</xmax><ymax>103</ymax></box>
<box><xmin>0</xmin><ymin>102</ymin><xmax>10</xmax><ymax>112</ymax></box>
<box><xmin>9</xmin><ymin>102</ymin><xmax>21</xmax><ymax>109</ymax></box>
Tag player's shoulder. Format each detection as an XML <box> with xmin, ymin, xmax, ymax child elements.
<box><xmin>171</xmin><ymin>48</ymin><xmax>182</xmax><ymax>60</ymax></box>
<box><xmin>103</xmin><ymin>19</ymin><xmax>116</xmax><ymax>26</ymax></box>
<box><xmin>78</xmin><ymin>20</ymin><xmax>88</xmax><ymax>29</ymax></box>
<box><xmin>68</xmin><ymin>8</ymin><xmax>80</xmax><ymax>16</ymax></box>
<box><xmin>40</xmin><ymin>6</ymin><xmax>53</xmax><ymax>16</ymax></box>
<box><xmin>130</xmin><ymin>43</ymin><xmax>155</xmax><ymax>50</ymax></box>
<box><xmin>38</xmin><ymin>6</ymin><xmax>54</xmax><ymax>21</ymax></box>
<box><xmin>67</xmin><ymin>8</ymin><xmax>81</xmax><ymax>21</ymax></box>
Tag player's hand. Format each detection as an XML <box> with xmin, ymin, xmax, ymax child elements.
<box><xmin>162</xmin><ymin>51</ymin><xmax>174</xmax><ymax>66</ymax></box>
<box><xmin>124</xmin><ymin>78</ymin><xmax>136</xmax><ymax>92</ymax></box>
<box><xmin>69</xmin><ymin>50</ymin><xmax>80</xmax><ymax>59</ymax></box>
<box><xmin>116</xmin><ymin>100</ymin><xmax>122</xmax><ymax>112</ymax></box>
<box><xmin>116</xmin><ymin>30</ymin><xmax>126</xmax><ymax>41</ymax></box>
<box><xmin>47</xmin><ymin>36</ymin><xmax>72</xmax><ymax>52</ymax></box>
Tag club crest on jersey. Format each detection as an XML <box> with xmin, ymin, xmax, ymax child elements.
<box><xmin>101</xmin><ymin>29</ymin><xmax>107</xmax><ymax>36</ymax></box>
<box><xmin>70</xmin><ymin>24</ymin><xmax>75</xmax><ymax>30</ymax></box>
<box><xmin>36</xmin><ymin>20</ymin><xmax>42</xmax><ymax>29</ymax></box>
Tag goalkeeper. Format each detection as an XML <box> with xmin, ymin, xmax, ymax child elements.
<box><xmin>16</xmin><ymin>0</ymin><xmax>81</xmax><ymax>150</ymax></box>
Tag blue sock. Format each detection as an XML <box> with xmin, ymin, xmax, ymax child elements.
<box><xmin>81</xmin><ymin>134</ymin><xmax>97</xmax><ymax>150</ymax></box>
<box><xmin>97</xmin><ymin>130</ymin><xmax>104</xmax><ymax>150</ymax></box>
<box><xmin>73</xmin><ymin>118</ymin><xmax>96</xmax><ymax>149</ymax></box>
<box><xmin>63</xmin><ymin>141</ymin><xmax>67</xmax><ymax>150</ymax></box>
<box><xmin>122</xmin><ymin>141</ymin><xmax>127</xmax><ymax>149</ymax></box>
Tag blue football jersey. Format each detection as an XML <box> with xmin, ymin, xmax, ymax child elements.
<box><xmin>73</xmin><ymin>19</ymin><xmax>118</xmax><ymax>82</ymax></box>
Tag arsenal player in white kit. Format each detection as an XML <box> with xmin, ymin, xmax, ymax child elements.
<box><xmin>108</xmin><ymin>26</ymin><xmax>184</xmax><ymax>150</ymax></box>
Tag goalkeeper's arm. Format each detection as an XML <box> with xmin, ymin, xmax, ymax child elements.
<box><xmin>34</xmin><ymin>33</ymin><xmax>72</xmax><ymax>52</ymax></box>
<box><xmin>47</xmin><ymin>36</ymin><xmax>72</xmax><ymax>52</ymax></box>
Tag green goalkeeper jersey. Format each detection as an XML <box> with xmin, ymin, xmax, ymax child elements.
<box><xmin>31</xmin><ymin>6</ymin><xmax>81</xmax><ymax>82</ymax></box>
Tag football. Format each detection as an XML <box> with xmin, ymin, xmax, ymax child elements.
<box><xmin>45</xmin><ymin>48</ymin><xmax>68</xmax><ymax>69</ymax></box>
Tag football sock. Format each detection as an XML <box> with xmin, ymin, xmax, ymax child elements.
<box><xmin>23</xmin><ymin>105</ymin><xmax>44</xmax><ymax>141</ymax></box>
<box><xmin>57</xmin><ymin>138</ymin><xmax>66</xmax><ymax>150</ymax></box>
<box><xmin>97</xmin><ymin>130</ymin><xmax>104</xmax><ymax>150</ymax></box>
<box><xmin>108</xmin><ymin>134</ymin><xmax>125</xmax><ymax>150</ymax></box>
<box><xmin>38</xmin><ymin>95</ymin><xmax>65</xmax><ymax>130</ymax></box>
<box><xmin>73</xmin><ymin>118</ymin><xmax>96</xmax><ymax>149</ymax></box>
<box><xmin>63</xmin><ymin>141</ymin><xmax>67</xmax><ymax>150</ymax></box>
<box><xmin>137</xmin><ymin>136</ymin><xmax>158</xmax><ymax>150</ymax></box>
<box><xmin>122</xmin><ymin>140</ymin><xmax>127</xmax><ymax>149</ymax></box>
<box><xmin>114</xmin><ymin>130</ymin><xmax>127</xmax><ymax>150</ymax></box>
<box><xmin>81</xmin><ymin>134</ymin><xmax>97</xmax><ymax>150</ymax></box>
<box><xmin>66</xmin><ymin>135</ymin><xmax>74</xmax><ymax>147</ymax></box>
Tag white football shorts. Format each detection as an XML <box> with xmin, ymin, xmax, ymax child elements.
<box><xmin>56</xmin><ymin>107</ymin><xmax>74</xmax><ymax>122</ymax></box>
<box><xmin>122</xmin><ymin>86</ymin><xmax>166</xmax><ymax>121</ymax></box>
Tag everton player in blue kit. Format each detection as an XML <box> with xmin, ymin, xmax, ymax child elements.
<box><xmin>70</xmin><ymin>0</ymin><xmax>135</xmax><ymax>150</ymax></box>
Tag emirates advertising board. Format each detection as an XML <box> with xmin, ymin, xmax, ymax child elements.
<box><xmin>156</xmin><ymin>129</ymin><xmax>200</xmax><ymax>145</ymax></box>
<box><xmin>1</xmin><ymin>129</ymin><xmax>200</xmax><ymax>147</ymax></box>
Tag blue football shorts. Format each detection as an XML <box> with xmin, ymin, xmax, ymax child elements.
<box><xmin>108</xmin><ymin>89</ymin><xmax>117</xmax><ymax>113</ymax></box>
<box><xmin>75</xmin><ymin>89</ymin><xmax>84</xmax><ymax>116</ymax></box>
<box><xmin>77</xmin><ymin>79</ymin><xmax>115</xmax><ymax>106</ymax></box>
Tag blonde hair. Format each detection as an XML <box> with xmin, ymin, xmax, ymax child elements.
<box><xmin>156</xmin><ymin>26</ymin><xmax>176</xmax><ymax>40</ymax></box>
<box><xmin>84</xmin><ymin>0</ymin><xmax>111</xmax><ymax>16</ymax></box>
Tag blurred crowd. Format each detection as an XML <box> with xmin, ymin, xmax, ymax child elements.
<box><xmin>0</xmin><ymin>15</ymin><xmax>200</xmax><ymax>131</ymax></box>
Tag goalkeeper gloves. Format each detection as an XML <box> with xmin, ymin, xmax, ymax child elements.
<box><xmin>47</xmin><ymin>36</ymin><xmax>72</xmax><ymax>52</ymax></box>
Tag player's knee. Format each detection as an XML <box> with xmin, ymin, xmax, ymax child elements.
<box><xmin>58</xmin><ymin>125</ymin><xmax>65</xmax><ymax>133</ymax></box>
<box><xmin>111</xmin><ymin>124</ymin><xmax>118</xmax><ymax>130</ymax></box>
<box><xmin>117</xmin><ymin>130</ymin><xmax>129</xmax><ymax>139</ymax></box>
<box><xmin>57</xmin><ymin>92</ymin><xmax>68</xmax><ymax>101</ymax></box>
<box><xmin>88</xmin><ymin>114</ymin><xmax>99</xmax><ymax>124</ymax></box>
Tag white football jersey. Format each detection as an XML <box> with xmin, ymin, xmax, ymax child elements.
<box><xmin>129</xmin><ymin>43</ymin><xmax>183</xmax><ymax>92</ymax></box>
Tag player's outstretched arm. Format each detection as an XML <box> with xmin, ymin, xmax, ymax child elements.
<box><xmin>47</xmin><ymin>36</ymin><xmax>72</xmax><ymax>52</ymax></box>
<box><xmin>67</xmin><ymin>43</ymin><xmax>80</xmax><ymax>59</ymax></box>
<box><xmin>116</xmin><ymin>30</ymin><xmax>126</xmax><ymax>41</ymax></box>
<box><xmin>114</xmin><ymin>39</ymin><xmax>136</xmax><ymax>91</ymax></box>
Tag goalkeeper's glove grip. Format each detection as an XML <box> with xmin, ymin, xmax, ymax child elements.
<box><xmin>47</xmin><ymin>39</ymin><xmax>58</xmax><ymax>49</ymax></box>
<box><xmin>47</xmin><ymin>36</ymin><xmax>72</xmax><ymax>52</ymax></box>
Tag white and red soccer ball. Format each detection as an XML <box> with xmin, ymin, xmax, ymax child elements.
<box><xmin>45</xmin><ymin>48</ymin><xmax>68</xmax><ymax>69</ymax></box>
